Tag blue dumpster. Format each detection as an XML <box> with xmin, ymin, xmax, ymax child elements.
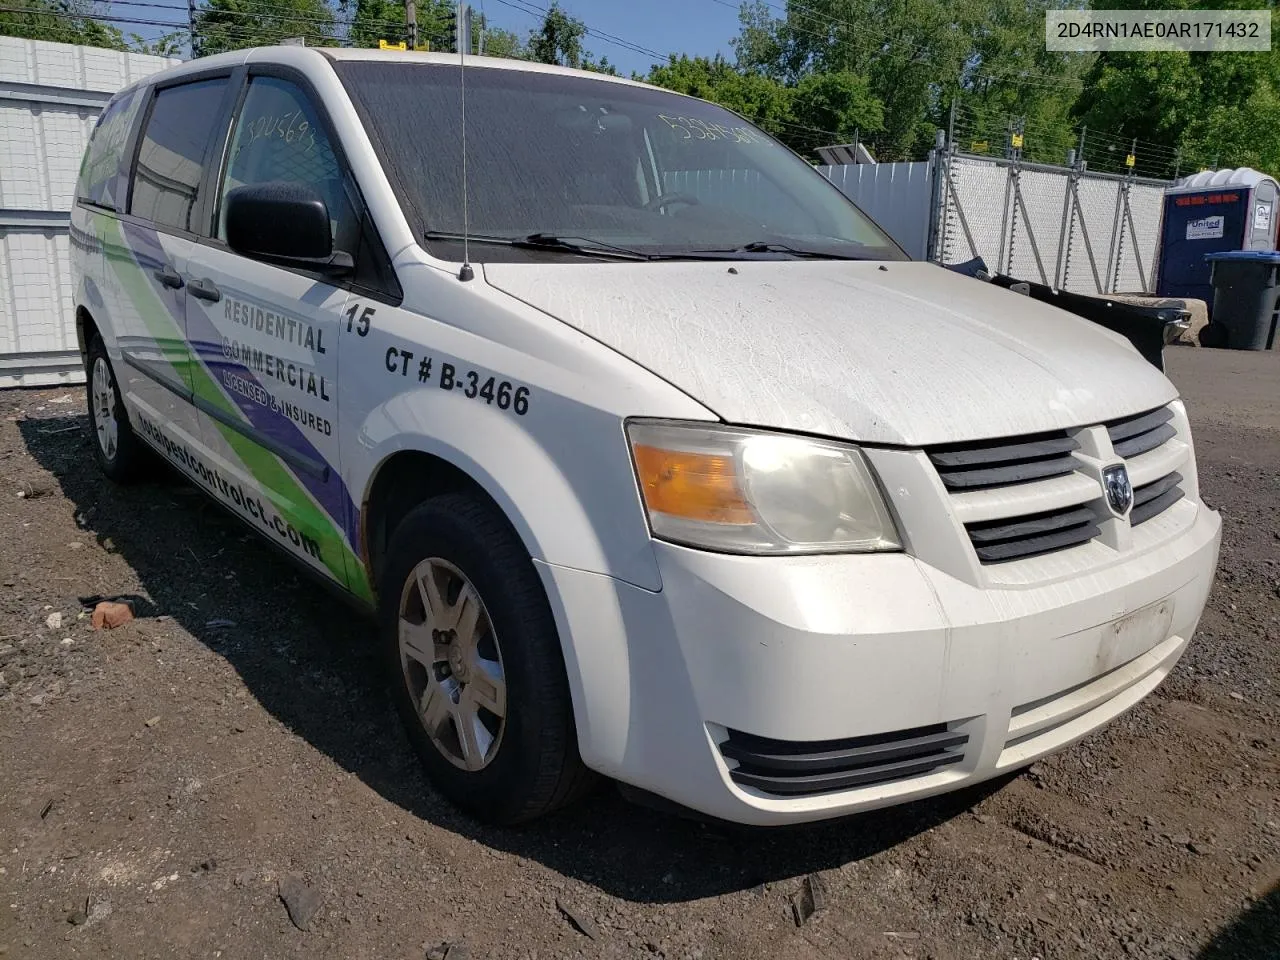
<box><xmin>1156</xmin><ymin>168</ymin><xmax>1278</xmax><ymax>309</ymax></box>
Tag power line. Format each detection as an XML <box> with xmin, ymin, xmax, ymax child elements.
<box><xmin>107</xmin><ymin>0</ymin><xmax>409</xmax><ymax>31</ymax></box>
<box><xmin>951</xmin><ymin>88</ymin><xmax>1186</xmax><ymax>170</ymax></box>
<box><xmin>0</xmin><ymin>3</ymin><xmax>406</xmax><ymax>44</ymax></box>
<box><xmin>486</xmin><ymin>0</ymin><xmax>668</xmax><ymax>63</ymax></box>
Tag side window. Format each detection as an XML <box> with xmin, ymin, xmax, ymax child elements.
<box><xmin>76</xmin><ymin>87</ymin><xmax>143</xmax><ymax>210</ymax></box>
<box><xmin>129</xmin><ymin>78</ymin><xmax>230</xmax><ymax>233</ymax></box>
<box><xmin>217</xmin><ymin>77</ymin><xmax>359</xmax><ymax>256</ymax></box>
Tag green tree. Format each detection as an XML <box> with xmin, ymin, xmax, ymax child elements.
<box><xmin>954</xmin><ymin>0</ymin><xmax>1091</xmax><ymax>164</ymax></box>
<box><xmin>527</xmin><ymin>1</ymin><xmax>585</xmax><ymax>67</ymax></box>
<box><xmin>1072</xmin><ymin>0</ymin><xmax>1280</xmax><ymax>176</ymax></box>
<box><xmin>473</xmin><ymin>12</ymin><xmax>523</xmax><ymax>59</ymax></box>
<box><xmin>733</xmin><ymin>0</ymin><xmax>975</xmax><ymax>159</ymax></box>
<box><xmin>732</xmin><ymin>0</ymin><xmax>1086</xmax><ymax>161</ymax></box>
<box><xmin>129</xmin><ymin>32</ymin><xmax>183</xmax><ymax>56</ymax></box>
<box><xmin>345</xmin><ymin>0</ymin><xmax>403</xmax><ymax>48</ymax></box>
<box><xmin>644</xmin><ymin>55</ymin><xmax>810</xmax><ymax>151</ymax></box>
<box><xmin>524</xmin><ymin>2</ymin><xmax>621</xmax><ymax>73</ymax></box>
<box><xmin>345</xmin><ymin>0</ymin><xmax>458</xmax><ymax>50</ymax></box>
<box><xmin>790</xmin><ymin>70</ymin><xmax>882</xmax><ymax>146</ymax></box>
<box><xmin>0</xmin><ymin>0</ymin><xmax>127</xmax><ymax>49</ymax></box>
<box><xmin>583</xmin><ymin>54</ymin><xmax>618</xmax><ymax>76</ymax></box>
<box><xmin>192</xmin><ymin>0</ymin><xmax>340</xmax><ymax>55</ymax></box>
<box><xmin>479</xmin><ymin>25</ymin><xmax>524</xmax><ymax>58</ymax></box>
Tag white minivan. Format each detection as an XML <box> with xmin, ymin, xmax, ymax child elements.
<box><xmin>71</xmin><ymin>46</ymin><xmax>1221</xmax><ymax>826</ymax></box>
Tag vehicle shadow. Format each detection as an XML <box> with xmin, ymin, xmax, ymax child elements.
<box><xmin>20</xmin><ymin>411</ymin><xmax>1008</xmax><ymax>905</ymax></box>
<box><xmin>1196</xmin><ymin>882</ymin><xmax>1280</xmax><ymax>960</ymax></box>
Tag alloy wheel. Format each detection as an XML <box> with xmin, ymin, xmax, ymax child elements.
<box><xmin>398</xmin><ymin>557</ymin><xmax>507</xmax><ymax>771</ymax></box>
<box><xmin>91</xmin><ymin>356</ymin><xmax>119</xmax><ymax>462</ymax></box>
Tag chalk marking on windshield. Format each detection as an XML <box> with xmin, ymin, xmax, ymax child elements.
<box><xmin>656</xmin><ymin>115</ymin><xmax>764</xmax><ymax>144</ymax></box>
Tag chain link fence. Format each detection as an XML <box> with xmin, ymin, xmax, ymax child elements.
<box><xmin>930</xmin><ymin>152</ymin><xmax>1169</xmax><ymax>294</ymax></box>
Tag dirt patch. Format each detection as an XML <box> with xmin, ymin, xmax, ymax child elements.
<box><xmin>0</xmin><ymin>348</ymin><xmax>1277</xmax><ymax>959</ymax></box>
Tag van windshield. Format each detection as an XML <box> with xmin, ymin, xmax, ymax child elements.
<box><xmin>333</xmin><ymin>60</ymin><xmax>906</xmax><ymax>263</ymax></box>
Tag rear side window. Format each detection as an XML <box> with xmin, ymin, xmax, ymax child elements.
<box><xmin>129</xmin><ymin>78</ymin><xmax>230</xmax><ymax>233</ymax></box>
<box><xmin>76</xmin><ymin>88</ymin><xmax>143</xmax><ymax>211</ymax></box>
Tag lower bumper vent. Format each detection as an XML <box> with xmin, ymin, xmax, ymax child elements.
<box><xmin>719</xmin><ymin>724</ymin><xmax>967</xmax><ymax>796</ymax></box>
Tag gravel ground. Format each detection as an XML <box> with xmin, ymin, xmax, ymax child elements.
<box><xmin>0</xmin><ymin>346</ymin><xmax>1276</xmax><ymax>960</ymax></box>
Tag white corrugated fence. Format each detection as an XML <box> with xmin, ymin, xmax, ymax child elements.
<box><xmin>0</xmin><ymin>37</ymin><xmax>178</xmax><ymax>388</ymax></box>
<box><xmin>818</xmin><ymin>161</ymin><xmax>933</xmax><ymax>259</ymax></box>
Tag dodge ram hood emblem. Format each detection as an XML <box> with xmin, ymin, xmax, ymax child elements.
<box><xmin>1103</xmin><ymin>464</ymin><xmax>1133</xmax><ymax>516</ymax></box>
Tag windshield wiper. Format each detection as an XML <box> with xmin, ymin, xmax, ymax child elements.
<box><xmin>692</xmin><ymin>241</ymin><xmax>865</xmax><ymax>260</ymax></box>
<box><xmin>424</xmin><ymin>231</ymin><xmax>651</xmax><ymax>261</ymax></box>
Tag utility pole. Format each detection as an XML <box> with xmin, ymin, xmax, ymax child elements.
<box><xmin>405</xmin><ymin>0</ymin><xmax>417</xmax><ymax>50</ymax></box>
<box><xmin>458</xmin><ymin>2</ymin><xmax>471</xmax><ymax>54</ymax></box>
<box><xmin>187</xmin><ymin>0</ymin><xmax>196</xmax><ymax>57</ymax></box>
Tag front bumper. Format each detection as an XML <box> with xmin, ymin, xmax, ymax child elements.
<box><xmin>537</xmin><ymin>498</ymin><xmax>1221</xmax><ymax>826</ymax></box>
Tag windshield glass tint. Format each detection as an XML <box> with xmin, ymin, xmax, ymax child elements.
<box><xmin>334</xmin><ymin>61</ymin><xmax>905</xmax><ymax>261</ymax></box>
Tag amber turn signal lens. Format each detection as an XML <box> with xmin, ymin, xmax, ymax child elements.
<box><xmin>632</xmin><ymin>444</ymin><xmax>754</xmax><ymax>525</ymax></box>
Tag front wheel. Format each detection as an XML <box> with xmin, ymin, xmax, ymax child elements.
<box><xmin>85</xmin><ymin>333</ymin><xmax>150</xmax><ymax>483</ymax></box>
<box><xmin>380</xmin><ymin>493</ymin><xmax>594</xmax><ymax>824</ymax></box>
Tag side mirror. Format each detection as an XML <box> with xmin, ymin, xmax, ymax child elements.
<box><xmin>224</xmin><ymin>182</ymin><xmax>353</xmax><ymax>276</ymax></box>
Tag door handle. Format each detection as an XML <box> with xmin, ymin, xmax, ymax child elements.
<box><xmin>153</xmin><ymin>264</ymin><xmax>184</xmax><ymax>289</ymax></box>
<box><xmin>189</xmin><ymin>278</ymin><xmax>221</xmax><ymax>303</ymax></box>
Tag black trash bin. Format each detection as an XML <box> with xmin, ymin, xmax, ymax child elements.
<box><xmin>1202</xmin><ymin>251</ymin><xmax>1280</xmax><ymax>350</ymax></box>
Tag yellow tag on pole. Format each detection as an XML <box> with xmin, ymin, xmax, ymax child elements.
<box><xmin>1125</xmin><ymin>153</ymin><xmax>1136</xmax><ymax>168</ymax></box>
<box><xmin>1010</xmin><ymin>133</ymin><xmax>1024</xmax><ymax>149</ymax></box>
<box><xmin>971</xmin><ymin>140</ymin><xmax>989</xmax><ymax>153</ymax></box>
<box><xmin>379</xmin><ymin>39</ymin><xmax>407</xmax><ymax>50</ymax></box>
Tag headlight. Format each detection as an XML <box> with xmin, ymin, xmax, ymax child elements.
<box><xmin>626</xmin><ymin>420</ymin><xmax>901</xmax><ymax>555</ymax></box>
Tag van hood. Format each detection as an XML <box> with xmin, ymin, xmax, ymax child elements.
<box><xmin>483</xmin><ymin>259</ymin><xmax>1178</xmax><ymax>446</ymax></box>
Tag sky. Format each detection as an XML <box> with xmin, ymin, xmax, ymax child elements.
<box><xmin>478</xmin><ymin>0</ymin><xmax>743</xmax><ymax>76</ymax></box>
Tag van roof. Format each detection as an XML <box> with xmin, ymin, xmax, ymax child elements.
<box><xmin>319</xmin><ymin>47</ymin><xmax>655</xmax><ymax>92</ymax></box>
<box><xmin>125</xmin><ymin>45</ymin><xmax>661</xmax><ymax>96</ymax></box>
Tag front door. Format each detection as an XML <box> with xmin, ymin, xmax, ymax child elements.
<box><xmin>184</xmin><ymin>73</ymin><xmax>363</xmax><ymax>595</ymax></box>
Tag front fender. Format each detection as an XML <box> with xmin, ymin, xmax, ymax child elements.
<box><xmin>352</xmin><ymin>384</ymin><xmax>665</xmax><ymax>593</ymax></box>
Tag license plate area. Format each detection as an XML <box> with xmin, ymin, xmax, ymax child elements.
<box><xmin>1097</xmin><ymin>597</ymin><xmax>1174</xmax><ymax>674</ymax></box>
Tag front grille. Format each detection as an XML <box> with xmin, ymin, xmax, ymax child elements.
<box><xmin>1107</xmin><ymin>406</ymin><xmax>1176</xmax><ymax>458</ymax></box>
<box><xmin>926</xmin><ymin>404</ymin><xmax>1191</xmax><ymax>566</ymax></box>
<box><xmin>927</xmin><ymin>431</ymin><xmax>1079</xmax><ymax>490</ymax></box>
<box><xmin>719</xmin><ymin>724</ymin><xmax>967</xmax><ymax>797</ymax></box>
<box><xmin>1131</xmin><ymin>471</ymin><xmax>1184</xmax><ymax>525</ymax></box>
<box><xmin>965</xmin><ymin>503</ymin><xmax>1101</xmax><ymax>563</ymax></box>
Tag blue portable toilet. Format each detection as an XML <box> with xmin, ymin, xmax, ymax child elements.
<box><xmin>1155</xmin><ymin>167</ymin><xmax>1279</xmax><ymax>307</ymax></box>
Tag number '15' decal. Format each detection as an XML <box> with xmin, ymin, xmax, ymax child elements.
<box><xmin>344</xmin><ymin>303</ymin><xmax>374</xmax><ymax>337</ymax></box>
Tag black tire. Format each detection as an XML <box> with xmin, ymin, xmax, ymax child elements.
<box><xmin>85</xmin><ymin>333</ymin><xmax>150</xmax><ymax>483</ymax></box>
<box><xmin>1198</xmin><ymin>322</ymin><xmax>1228</xmax><ymax>349</ymax></box>
<box><xmin>379</xmin><ymin>493</ymin><xmax>594</xmax><ymax>824</ymax></box>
